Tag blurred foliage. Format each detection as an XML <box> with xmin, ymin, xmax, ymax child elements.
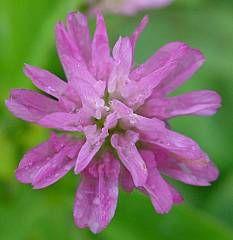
<box><xmin>0</xmin><ymin>0</ymin><xmax>233</xmax><ymax>239</ymax></box>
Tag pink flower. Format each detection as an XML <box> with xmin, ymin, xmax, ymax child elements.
<box><xmin>6</xmin><ymin>12</ymin><xmax>221</xmax><ymax>233</ymax></box>
<box><xmin>88</xmin><ymin>0</ymin><xmax>173</xmax><ymax>15</ymax></box>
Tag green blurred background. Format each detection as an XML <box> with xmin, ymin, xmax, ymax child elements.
<box><xmin>0</xmin><ymin>0</ymin><xmax>233</xmax><ymax>239</ymax></box>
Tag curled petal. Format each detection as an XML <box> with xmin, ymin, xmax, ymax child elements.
<box><xmin>6</xmin><ymin>89</ymin><xmax>63</xmax><ymax>123</ymax></box>
<box><xmin>140</xmin><ymin>150</ymin><xmax>173</xmax><ymax>214</ymax></box>
<box><xmin>141</xmin><ymin>90</ymin><xmax>221</xmax><ymax>119</ymax></box>
<box><xmin>24</xmin><ymin>64</ymin><xmax>66</xmax><ymax>98</ymax></box>
<box><xmin>16</xmin><ymin>133</ymin><xmax>83</xmax><ymax>189</ymax></box>
<box><xmin>111</xmin><ymin>131</ymin><xmax>148</xmax><ymax>187</ymax></box>
<box><xmin>74</xmin><ymin>153</ymin><xmax>120</xmax><ymax>233</ymax></box>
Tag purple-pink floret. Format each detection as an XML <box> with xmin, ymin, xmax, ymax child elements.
<box><xmin>6</xmin><ymin>12</ymin><xmax>221</xmax><ymax>233</ymax></box>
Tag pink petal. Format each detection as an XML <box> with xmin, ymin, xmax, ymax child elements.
<box><xmin>141</xmin><ymin>90</ymin><xmax>221</xmax><ymax>119</ymax></box>
<box><xmin>121</xmin><ymin>60</ymin><xmax>176</xmax><ymax>108</ymax></box>
<box><xmin>111</xmin><ymin>131</ymin><xmax>148</xmax><ymax>187</ymax></box>
<box><xmin>120</xmin><ymin>166</ymin><xmax>135</xmax><ymax>192</ymax></box>
<box><xmin>74</xmin><ymin>125</ymin><xmax>107</xmax><ymax>173</ymax></box>
<box><xmin>92</xmin><ymin>12</ymin><xmax>112</xmax><ymax>81</ymax></box>
<box><xmin>6</xmin><ymin>89</ymin><xmax>63</xmax><ymax>123</ymax></box>
<box><xmin>15</xmin><ymin>133</ymin><xmax>83</xmax><ymax>189</ymax></box>
<box><xmin>74</xmin><ymin>153</ymin><xmax>120</xmax><ymax>233</ymax></box>
<box><xmin>108</xmin><ymin>37</ymin><xmax>132</xmax><ymax>94</ymax></box>
<box><xmin>152</xmin><ymin>147</ymin><xmax>219</xmax><ymax>186</ymax></box>
<box><xmin>61</xmin><ymin>55</ymin><xmax>105</xmax><ymax>99</ymax></box>
<box><xmin>130</xmin><ymin>16</ymin><xmax>148</xmax><ymax>56</ymax></box>
<box><xmin>140</xmin><ymin>150</ymin><xmax>173</xmax><ymax>213</ymax></box>
<box><xmin>38</xmin><ymin>110</ymin><xmax>91</xmax><ymax>131</ymax></box>
<box><xmin>167</xmin><ymin>184</ymin><xmax>183</xmax><ymax>204</ymax></box>
<box><xmin>67</xmin><ymin>12</ymin><xmax>91</xmax><ymax>65</ymax></box>
<box><xmin>55</xmin><ymin>22</ymin><xmax>85</xmax><ymax>77</ymax></box>
<box><xmin>24</xmin><ymin>64</ymin><xmax>67</xmax><ymax>99</ymax></box>
<box><xmin>130</xmin><ymin>42</ymin><xmax>205</xmax><ymax>96</ymax></box>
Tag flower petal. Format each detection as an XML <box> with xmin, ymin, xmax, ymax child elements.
<box><xmin>38</xmin><ymin>110</ymin><xmax>91</xmax><ymax>131</ymax></box>
<box><xmin>108</xmin><ymin>37</ymin><xmax>132</xmax><ymax>94</ymax></box>
<box><xmin>130</xmin><ymin>42</ymin><xmax>205</xmax><ymax>96</ymax></box>
<box><xmin>130</xmin><ymin>16</ymin><xmax>148</xmax><ymax>57</ymax></box>
<box><xmin>92</xmin><ymin>12</ymin><xmax>112</xmax><ymax>81</ymax></box>
<box><xmin>6</xmin><ymin>89</ymin><xmax>63</xmax><ymax>122</ymax></box>
<box><xmin>74</xmin><ymin>125</ymin><xmax>107</xmax><ymax>173</ymax></box>
<box><xmin>152</xmin><ymin>147</ymin><xmax>219</xmax><ymax>186</ymax></box>
<box><xmin>111</xmin><ymin>130</ymin><xmax>148</xmax><ymax>187</ymax></box>
<box><xmin>141</xmin><ymin>90</ymin><xmax>221</xmax><ymax>119</ymax></box>
<box><xmin>67</xmin><ymin>12</ymin><xmax>91</xmax><ymax>65</ymax></box>
<box><xmin>15</xmin><ymin>133</ymin><xmax>83</xmax><ymax>188</ymax></box>
<box><xmin>24</xmin><ymin>64</ymin><xmax>67</xmax><ymax>98</ymax></box>
<box><xmin>140</xmin><ymin>150</ymin><xmax>173</xmax><ymax>214</ymax></box>
<box><xmin>55</xmin><ymin>22</ymin><xmax>85</xmax><ymax>76</ymax></box>
<box><xmin>120</xmin><ymin>166</ymin><xmax>135</xmax><ymax>192</ymax></box>
<box><xmin>74</xmin><ymin>153</ymin><xmax>120</xmax><ymax>233</ymax></box>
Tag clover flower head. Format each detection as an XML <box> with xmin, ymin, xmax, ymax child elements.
<box><xmin>6</xmin><ymin>12</ymin><xmax>221</xmax><ymax>233</ymax></box>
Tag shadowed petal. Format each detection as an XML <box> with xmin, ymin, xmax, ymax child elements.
<box><xmin>6</xmin><ymin>89</ymin><xmax>63</xmax><ymax>123</ymax></box>
<box><xmin>111</xmin><ymin>131</ymin><xmax>148</xmax><ymax>187</ymax></box>
<box><xmin>141</xmin><ymin>90</ymin><xmax>221</xmax><ymax>119</ymax></box>
<box><xmin>74</xmin><ymin>153</ymin><xmax>120</xmax><ymax>233</ymax></box>
<box><xmin>120</xmin><ymin>166</ymin><xmax>135</xmax><ymax>192</ymax></box>
<box><xmin>24</xmin><ymin>64</ymin><xmax>67</xmax><ymax>98</ymax></box>
<box><xmin>15</xmin><ymin>133</ymin><xmax>83</xmax><ymax>188</ymax></box>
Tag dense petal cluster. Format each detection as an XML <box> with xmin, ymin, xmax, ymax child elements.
<box><xmin>6</xmin><ymin>12</ymin><xmax>221</xmax><ymax>233</ymax></box>
<box><xmin>88</xmin><ymin>0</ymin><xmax>173</xmax><ymax>15</ymax></box>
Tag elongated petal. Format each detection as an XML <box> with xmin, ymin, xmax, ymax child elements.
<box><xmin>130</xmin><ymin>16</ymin><xmax>148</xmax><ymax>57</ymax></box>
<box><xmin>140</xmin><ymin>150</ymin><xmax>173</xmax><ymax>213</ymax></box>
<box><xmin>121</xmin><ymin>61</ymin><xmax>176</xmax><ymax>108</ymax></box>
<box><xmin>67</xmin><ymin>12</ymin><xmax>91</xmax><ymax>64</ymax></box>
<box><xmin>141</xmin><ymin>90</ymin><xmax>221</xmax><ymax>119</ymax></box>
<box><xmin>152</xmin><ymin>147</ymin><xmax>219</xmax><ymax>186</ymax></box>
<box><xmin>130</xmin><ymin>42</ymin><xmax>205</xmax><ymax>96</ymax></box>
<box><xmin>24</xmin><ymin>64</ymin><xmax>66</xmax><ymax>98</ymax></box>
<box><xmin>120</xmin><ymin>166</ymin><xmax>135</xmax><ymax>192</ymax></box>
<box><xmin>55</xmin><ymin>22</ymin><xmax>85</xmax><ymax>77</ymax></box>
<box><xmin>16</xmin><ymin>133</ymin><xmax>83</xmax><ymax>188</ymax></box>
<box><xmin>92</xmin><ymin>12</ymin><xmax>112</xmax><ymax>81</ymax></box>
<box><xmin>74</xmin><ymin>153</ymin><xmax>120</xmax><ymax>233</ymax></box>
<box><xmin>38</xmin><ymin>110</ymin><xmax>91</xmax><ymax>131</ymax></box>
<box><xmin>74</xmin><ymin>125</ymin><xmax>107</xmax><ymax>173</ymax></box>
<box><xmin>111</xmin><ymin>131</ymin><xmax>147</xmax><ymax>187</ymax></box>
<box><xmin>6</xmin><ymin>89</ymin><xmax>63</xmax><ymax>122</ymax></box>
<box><xmin>108</xmin><ymin>37</ymin><xmax>132</xmax><ymax>94</ymax></box>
